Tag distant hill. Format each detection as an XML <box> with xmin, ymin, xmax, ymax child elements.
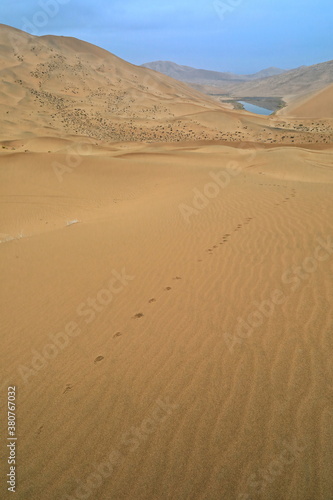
<box><xmin>141</xmin><ymin>61</ymin><xmax>286</xmax><ymax>85</ymax></box>
<box><xmin>141</xmin><ymin>60</ymin><xmax>333</xmax><ymax>104</ymax></box>
<box><xmin>222</xmin><ymin>60</ymin><xmax>333</xmax><ymax>98</ymax></box>
<box><xmin>252</xmin><ymin>67</ymin><xmax>288</xmax><ymax>79</ymax></box>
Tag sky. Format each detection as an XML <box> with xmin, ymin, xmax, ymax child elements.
<box><xmin>1</xmin><ymin>0</ymin><xmax>332</xmax><ymax>74</ymax></box>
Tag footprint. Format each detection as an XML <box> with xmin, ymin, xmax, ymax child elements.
<box><xmin>173</xmin><ymin>277</ymin><xmax>182</xmax><ymax>280</ymax></box>
<box><xmin>63</xmin><ymin>384</ymin><xmax>73</xmax><ymax>394</ymax></box>
<box><xmin>133</xmin><ymin>313</ymin><xmax>144</xmax><ymax>319</ymax></box>
<box><xmin>213</xmin><ymin>245</ymin><xmax>218</xmax><ymax>248</ymax></box>
<box><xmin>94</xmin><ymin>356</ymin><xmax>104</xmax><ymax>364</ymax></box>
<box><xmin>149</xmin><ymin>298</ymin><xmax>156</xmax><ymax>303</ymax></box>
<box><xmin>165</xmin><ymin>287</ymin><xmax>172</xmax><ymax>291</ymax></box>
<box><xmin>113</xmin><ymin>332</ymin><xmax>122</xmax><ymax>338</ymax></box>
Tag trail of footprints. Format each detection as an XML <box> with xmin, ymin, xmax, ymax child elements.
<box><xmin>204</xmin><ymin>217</ymin><xmax>254</xmax><ymax>256</ymax></box>
<box><xmin>90</xmin><ymin>275</ymin><xmax>186</xmax><ymax>364</ymax></box>
<box><xmin>271</xmin><ymin>187</ymin><xmax>297</xmax><ymax>205</ymax></box>
<box><xmin>258</xmin><ymin>182</ymin><xmax>297</xmax><ymax>206</ymax></box>
<box><xmin>90</xmin><ymin>216</ymin><xmax>261</xmax><ymax>366</ymax></box>
<box><xmin>130</xmin><ymin>279</ymin><xmax>181</xmax><ymax>322</ymax></box>
<box><xmin>275</xmin><ymin>187</ymin><xmax>297</xmax><ymax>206</ymax></box>
<box><xmin>101</xmin><ymin>215</ymin><xmax>255</xmax><ymax>359</ymax></box>
<box><xmin>92</xmin><ymin>185</ymin><xmax>297</xmax><ymax>365</ymax></box>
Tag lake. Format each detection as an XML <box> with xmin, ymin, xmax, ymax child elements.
<box><xmin>238</xmin><ymin>101</ymin><xmax>273</xmax><ymax>116</ymax></box>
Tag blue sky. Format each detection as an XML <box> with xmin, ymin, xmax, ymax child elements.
<box><xmin>1</xmin><ymin>0</ymin><xmax>332</xmax><ymax>73</ymax></box>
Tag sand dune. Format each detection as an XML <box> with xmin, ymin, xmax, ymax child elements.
<box><xmin>1</xmin><ymin>140</ymin><xmax>333</xmax><ymax>500</ymax></box>
<box><xmin>279</xmin><ymin>83</ymin><xmax>333</xmax><ymax>118</ymax></box>
<box><xmin>0</xmin><ymin>24</ymin><xmax>229</xmax><ymax>143</ymax></box>
<box><xmin>1</xmin><ymin>24</ymin><xmax>333</xmax><ymax>500</ymax></box>
<box><xmin>0</xmin><ymin>25</ymin><xmax>332</xmax><ymax>146</ymax></box>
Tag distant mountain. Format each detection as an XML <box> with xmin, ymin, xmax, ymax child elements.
<box><xmin>143</xmin><ymin>60</ymin><xmax>333</xmax><ymax>102</ymax></box>
<box><xmin>141</xmin><ymin>61</ymin><xmax>286</xmax><ymax>85</ymax></box>
<box><xmin>251</xmin><ymin>67</ymin><xmax>287</xmax><ymax>79</ymax></box>
<box><xmin>222</xmin><ymin>60</ymin><xmax>333</xmax><ymax>98</ymax></box>
<box><xmin>141</xmin><ymin>61</ymin><xmax>244</xmax><ymax>82</ymax></box>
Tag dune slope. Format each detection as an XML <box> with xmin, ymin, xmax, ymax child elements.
<box><xmin>279</xmin><ymin>83</ymin><xmax>333</xmax><ymax>118</ymax></box>
<box><xmin>1</xmin><ymin>141</ymin><xmax>333</xmax><ymax>500</ymax></box>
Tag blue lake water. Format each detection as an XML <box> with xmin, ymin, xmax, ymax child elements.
<box><xmin>238</xmin><ymin>101</ymin><xmax>273</xmax><ymax>116</ymax></box>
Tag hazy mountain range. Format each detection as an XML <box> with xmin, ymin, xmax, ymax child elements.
<box><xmin>141</xmin><ymin>61</ymin><xmax>286</xmax><ymax>84</ymax></box>
<box><xmin>220</xmin><ymin>59</ymin><xmax>333</xmax><ymax>97</ymax></box>
<box><xmin>142</xmin><ymin>59</ymin><xmax>333</xmax><ymax>99</ymax></box>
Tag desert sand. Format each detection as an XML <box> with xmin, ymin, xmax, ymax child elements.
<box><xmin>278</xmin><ymin>83</ymin><xmax>333</xmax><ymax>118</ymax></box>
<box><xmin>1</xmin><ymin>25</ymin><xmax>333</xmax><ymax>500</ymax></box>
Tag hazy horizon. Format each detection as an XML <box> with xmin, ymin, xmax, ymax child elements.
<box><xmin>2</xmin><ymin>0</ymin><xmax>333</xmax><ymax>74</ymax></box>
